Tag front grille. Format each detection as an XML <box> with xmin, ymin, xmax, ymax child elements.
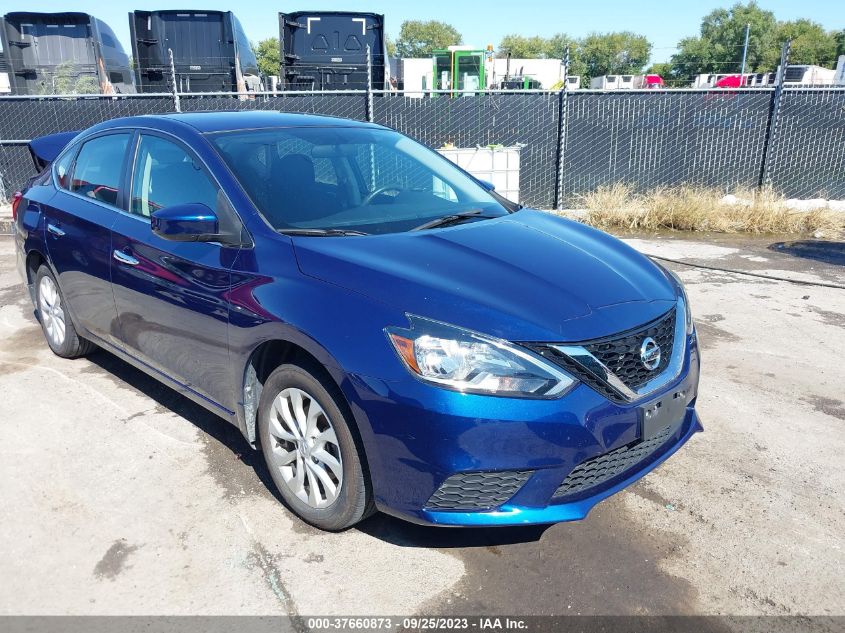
<box><xmin>426</xmin><ymin>470</ymin><xmax>532</xmax><ymax>511</ymax></box>
<box><xmin>526</xmin><ymin>307</ymin><xmax>677</xmax><ymax>402</ymax></box>
<box><xmin>584</xmin><ymin>309</ymin><xmax>676</xmax><ymax>390</ymax></box>
<box><xmin>552</xmin><ymin>424</ymin><xmax>675</xmax><ymax>499</ymax></box>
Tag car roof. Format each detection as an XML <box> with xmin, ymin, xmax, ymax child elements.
<box><xmin>127</xmin><ymin>110</ymin><xmax>385</xmax><ymax>134</ymax></box>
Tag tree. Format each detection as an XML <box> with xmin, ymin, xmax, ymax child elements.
<box><xmin>385</xmin><ymin>35</ymin><xmax>396</xmax><ymax>58</ymax></box>
<box><xmin>254</xmin><ymin>37</ymin><xmax>281</xmax><ymax>77</ymax></box>
<box><xmin>773</xmin><ymin>19</ymin><xmax>837</xmax><ymax>67</ymax></box>
<box><xmin>670</xmin><ymin>4</ymin><xmax>842</xmax><ymax>81</ymax></box>
<box><xmin>837</xmin><ymin>30</ymin><xmax>845</xmax><ymax>58</ymax></box>
<box><xmin>497</xmin><ymin>35</ymin><xmax>550</xmax><ymax>58</ymax></box>
<box><xmin>646</xmin><ymin>62</ymin><xmax>673</xmax><ymax>77</ymax></box>
<box><xmin>670</xmin><ymin>2</ymin><xmax>778</xmax><ymax>80</ymax></box>
<box><xmin>548</xmin><ymin>34</ymin><xmax>588</xmax><ymax>81</ymax></box>
<box><xmin>395</xmin><ymin>20</ymin><xmax>461</xmax><ymax>58</ymax></box>
<box><xmin>545</xmin><ymin>33</ymin><xmax>579</xmax><ymax>60</ymax></box>
<box><xmin>579</xmin><ymin>32</ymin><xmax>651</xmax><ymax>78</ymax></box>
<box><xmin>38</xmin><ymin>62</ymin><xmax>100</xmax><ymax>95</ymax></box>
<box><xmin>494</xmin><ymin>31</ymin><xmax>643</xmax><ymax>86</ymax></box>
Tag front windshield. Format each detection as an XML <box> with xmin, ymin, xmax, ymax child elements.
<box><xmin>209</xmin><ymin>126</ymin><xmax>509</xmax><ymax>235</ymax></box>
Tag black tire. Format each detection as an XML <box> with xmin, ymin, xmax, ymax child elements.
<box><xmin>35</xmin><ymin>265</ymin><xmax>95</xmax><ymax>359</ymax></box>
<box><xmin>257</xmin><ymin>363</ymin><xmax>374</xmax><ymax>531</ymax></box>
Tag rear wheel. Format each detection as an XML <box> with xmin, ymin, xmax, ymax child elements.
<box><xmin>35</xmin><ymin>265</ymin><xmax>95</xmax><ymax>359</ymax></box>
<box><xmin>258</xmin><ymin>363</ymin><xmax>373</xmax><ymax>531</ymax></box>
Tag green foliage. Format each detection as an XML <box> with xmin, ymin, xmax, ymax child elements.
<box><xmin>38</xmin><ymin>61</ymin><xmax>100</xmax><ymax>95</ymax></box>
<box><xmin>670</xmin><ymin>2</ymin><xmax>777</xmax><ymax>80</ymax></box>
<box><xmin>837</xmin><ymin>30</ymin><xmax>845</xmax><ymax>58</ymax></box>
<box><xmin>73</xmin><ymin>76</ymin><xmax>101</xmax><ymax>94</ymax></box>
<box><xmin>670</xmin><ymin>2</ymin><xmax>840</xmax><ymax>80</ymax></box>
<box><xmin>646</xmin><ymin>62</ymin><xmax>673</xmax><ymax>77</ymax></box>
<box><xmin>254</xmin><ymin>37</ymin><xmax>281</xmax><ymax>77</ymax></box>
<box><xmin>775</xmin><ymin>20</ymin><xmax>837</xmax><ymax>67</ymax></box>
<box><xmin>579</xmin><ymin>31</ymin><xmax>651</xmax><ymax>77</ymax></box>
<box><xmin>385</xmin><ymin>35</ymin><xmax>396</xmax><ymax>58</ymax></box>
<box><xmin>495</xmin><ymin>32</ymin><xmax>643</xmax><ymax>84</ymax></box>
<box><xmin>395</xmin><ymin>20</ymin><xmax>462</xmax><ymax>58</ymax></box>
<box><xmin>497</xmin><ymin>35</ymin><xmax>550</xmax><ymax>58</ymax></box>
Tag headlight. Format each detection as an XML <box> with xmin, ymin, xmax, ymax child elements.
<box><xmin>656</xmin><ymin>262</ymin><xmax>694</xmax><ymax>335</ymax></box>
<box><xmin>385</xmin><ymin>315</ymin><xmax>576</xmax><ymax>398</ymax></box>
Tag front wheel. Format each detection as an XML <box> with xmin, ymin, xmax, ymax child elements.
<box><xmin>257</xmin><ymin>363</ymin><xmax>373</xmax><ymax>530</ymax></box>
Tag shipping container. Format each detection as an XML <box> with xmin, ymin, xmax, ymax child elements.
<box><xmin>0</xmin><ymin>11</ymin><xmax>134</xmax><ymax>95</ymax></box>
<box><xmin>130</xmin><ymin>10</ymin><xmax>261</xmax><ymax>93</ymax></box>
<box><xmin>278</xmin><ymin>11</ymin><xmax>388</xmax><ymax>90</ymax></box>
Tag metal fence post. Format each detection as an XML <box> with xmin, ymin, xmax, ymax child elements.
<box><xmin>554</xmin><ymin>47</ymin><xmax>570</xmax><ymax>210</ymax></box>
<box><xmin>365</xmin><ymin>45</ymin><xmax>374</xmax><ymax>123</ymax></box>
<box><xmin>168</xmin><ymin>48</ymin><xmax>181</xmax><ymax>113</ymax></box>
<box><xmin>759</xmin><ymin>39</ymin><xmax>790</xmax><ymax>188</ymax></box>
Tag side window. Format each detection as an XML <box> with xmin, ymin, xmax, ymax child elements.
<box><xmin>70</xmin><ymin>134</ymin><xmax>130</xmax><ymax>206</ymax></box>
<box><xmin>129</xmin><ymin>135</ymin><xmax>221</xmax><ymax>219</ymax></box>
<box><xmin>54</xmin><ymin>148</ymin><xmax>76</xmax><ymax>190</ymax></box>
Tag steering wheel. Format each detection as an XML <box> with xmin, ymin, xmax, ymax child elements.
<box><xmin>361</xmin><ymin>184</ymin><xmax>404</xmax><ymax>206</ymax></box>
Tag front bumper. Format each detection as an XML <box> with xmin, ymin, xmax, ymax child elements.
<box><xmin>345</xmin><ymin>333</ymin><xmax>701</xmax><ymax>527</ymax></box>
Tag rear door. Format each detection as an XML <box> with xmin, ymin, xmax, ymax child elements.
<box><xmin>43</xmin><ymin>132</ymin><xmax>130</xmax><ymax>345</ymax></box>
<box><xmin>110</xmin><ymin>132</ymin><xmax>242</xmax><ymax>412</ymax></box>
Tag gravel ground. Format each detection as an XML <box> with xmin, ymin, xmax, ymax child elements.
<box><xmin>0</xmin><ymin>233</ymin><xmax>843</xmax><ymax>624</ymax></box>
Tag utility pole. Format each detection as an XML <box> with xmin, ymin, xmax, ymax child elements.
<box><xmin>740</xmin><ymin>23</ymin><xmax>750</xmax><ymax>78</ymax></box>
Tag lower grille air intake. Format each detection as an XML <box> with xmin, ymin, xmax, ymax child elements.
<box><xmin>426</xmin><ymin>470</ymin><xmax>532</xmax><ymax>511</ymax></box>
<box><xmin>553</xmin><ymin>424</ymin><xmax>675</xmax><ymax>499</ymax></box>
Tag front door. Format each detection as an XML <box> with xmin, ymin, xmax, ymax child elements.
<box><xmin>110</xmin><ymin>132</ymin><xmax>242</xmax><ymax>412</ymax></box>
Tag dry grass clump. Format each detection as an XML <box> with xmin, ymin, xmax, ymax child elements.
<box><xmin>581</xmin><ymin>183</ymin><xmax>845</xmax><ymax>234</ymax></box>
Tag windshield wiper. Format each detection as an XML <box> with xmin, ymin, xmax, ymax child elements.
<box><xmin>279</xmin><ymin>228</ymin><xmax>369</xmax><ymax>237</ymax></box>
<box><xmin>410</xmin><ymin>209</ymin><xmax>501</xmax><ymax>231</ymax></box>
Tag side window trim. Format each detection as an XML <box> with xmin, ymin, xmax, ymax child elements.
<box><xmin>123</xmin><ymin>130</ymin><xmax>143</xmax><ymax>219</ymax></box>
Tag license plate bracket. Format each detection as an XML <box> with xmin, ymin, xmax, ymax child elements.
<box><xmin>640</xmin><ymin>388</ymin><xmax>689</xmax><ymax>440</ymax></box>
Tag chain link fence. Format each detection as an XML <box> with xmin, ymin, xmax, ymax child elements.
<box><xmin>373</xmin><ymin>91</ymin><xmax>559</xmax><ymax>208</ymax></box>
<box><xmin>1</xmin><ymin>87</ymin><xmax>844</xmax><ymax>206</ymax></box>
<box><xmin>561</xmin><ymin>90</ymin><xmax>773</xmax><ymax>202</ymax></box>
<box><xmin>763</xmin><ymin>89</ymin><xmax>845</xmax><ymax>199</ymax></box>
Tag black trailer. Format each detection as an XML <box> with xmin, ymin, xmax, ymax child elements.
<box><xmin>0</xmin><ymin>12</ymin><xmax>134</xmax><ymax>95</ymax></box>
<box><xmin>278</xmin><ymin>11</ymin><xmax>388</xmax><ymax>91</ymax></box>
<box><xmin>129</xmin><ymin>10</ymin><xmax>262</xmax><ymax>94</ymax></box>
<box><xmin>0</xmin><ymin>49</ymin><xmax>9</xmax><ymax>93</ymax></box>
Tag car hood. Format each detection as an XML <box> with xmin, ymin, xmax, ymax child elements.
<box><xmin>292</xmin><ymin>209</ymin><xmax>677</xmax><ymax>342</ymax></box>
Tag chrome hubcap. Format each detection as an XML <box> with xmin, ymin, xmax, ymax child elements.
<box><xmin>267</xmin><ymin>387</ymin><xmax>343</xmax><ymax>509</ymax></box>
<box><xmin>38</xmin><ymin>276</ymin><xmax>66</xmax><ymax>347</ymax></box>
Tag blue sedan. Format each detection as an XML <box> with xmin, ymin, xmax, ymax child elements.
<box><xmin>13</xmin><ymin>112</ymin><xmax>701</xmax><ymax>530</ymax></box>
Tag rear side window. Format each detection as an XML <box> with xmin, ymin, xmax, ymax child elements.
<box><xmin>54</xmin><ymin>149</ymin><xmax>76</xmax><ymax>190</ymax></box>
<box><xmin>69</xmin><ymin>134</ymin><xmax>130</xmax><ymax>206</ymax></box>
<box><xmin>129</xmin><ymin>135</ymin><xmax>220</xmax><ymax>218</ymax></box>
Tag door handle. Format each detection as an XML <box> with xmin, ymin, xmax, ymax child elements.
<box><xmin>113</xmin><ymin>249</ymin><xmax>140</xmax><ymax>266</ymax></box>
<box><xmin>47</xmin><ymin>223</ymin><xmax>65</xmax><ymax>237</ymax></box>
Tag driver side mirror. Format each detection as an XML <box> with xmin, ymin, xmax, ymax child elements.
<box><xmin>478</xmin><ymin>179</ymin><xmax>496</xmax><ymax>192</ymax></box>
<box><xmin>151</xmin><ymin>203</ymin><xmax>222</xmax><ymax>242</ymax></box>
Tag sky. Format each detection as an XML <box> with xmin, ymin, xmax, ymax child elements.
<box><xmin>17</xmin><ymin>0</ymin><xmax>845</xmax><ymax>64</ymax></box>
